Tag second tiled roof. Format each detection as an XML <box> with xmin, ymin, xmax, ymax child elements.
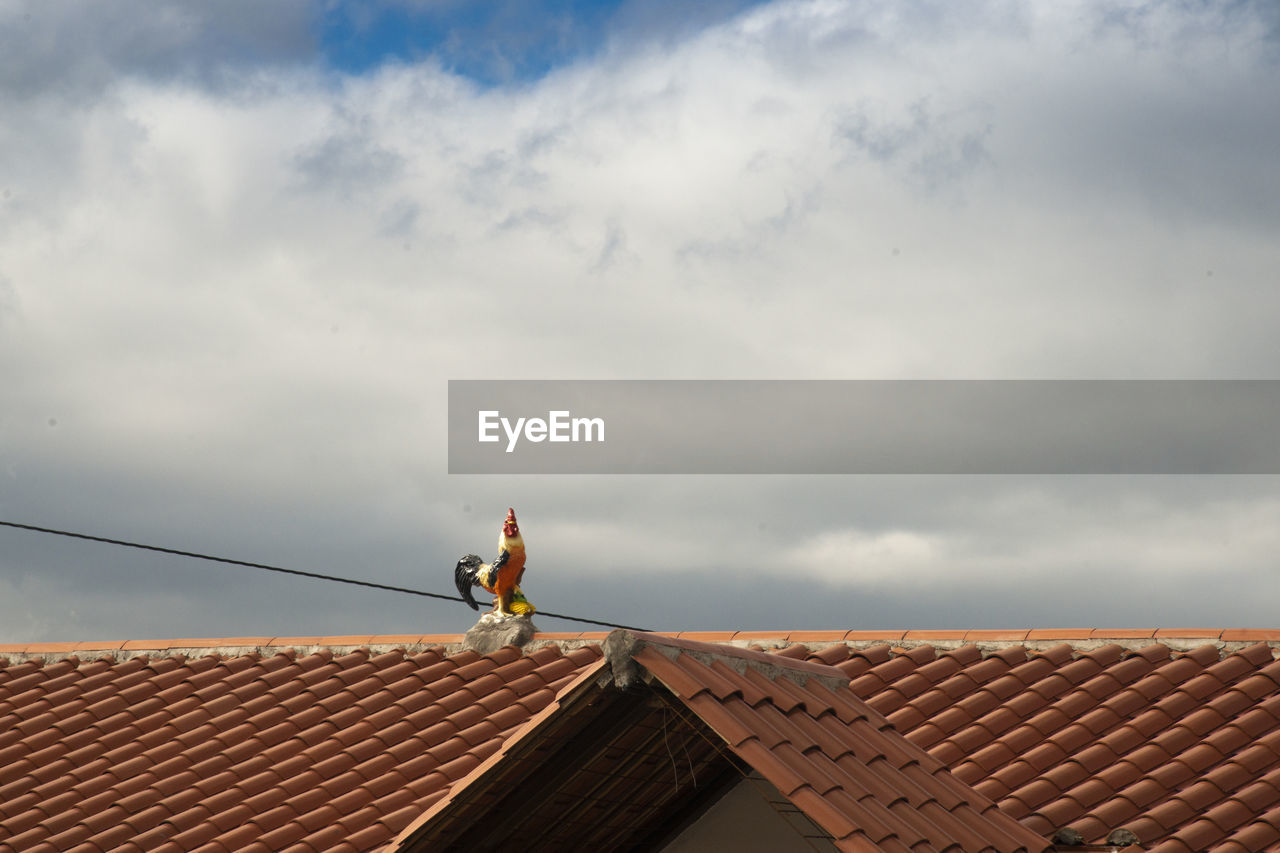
<box><xmin>0</xmin><ymin>642</ymin><xmax>602</xmax><ymax>852</ymax></box>
<box><xmin>628</xmin><ymin>632</ymin><xmax>1051</xmax><ymax>853</ymax></box>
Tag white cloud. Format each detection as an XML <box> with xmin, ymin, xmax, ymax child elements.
<box><xmin>787</xmin><ymin>528</ymin><xmax>944</xmax><ymax>585</ymax></box>
<box><xmin>789</xmin><ymin>492</ymin><xmax>1280</xmax><ymax>586</ymax></box>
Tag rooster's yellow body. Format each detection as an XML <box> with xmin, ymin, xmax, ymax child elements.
<box><xmin>454</xmin><ymin>508</ymin><xmax>534</xmax><ymax>617</ymax></box>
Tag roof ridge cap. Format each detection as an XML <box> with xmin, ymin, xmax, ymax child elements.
<box><xmin>603</xmin><ymin>629</ymin><xmax>849</xmax><ymax>692</ymax></box>
<box><xmin>0</xmin><ymin>635</ymin><xmax>476</xmax><ymax>665</ymax></box>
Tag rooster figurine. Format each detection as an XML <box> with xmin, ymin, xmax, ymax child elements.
<box><xmin>454</xmin><ymin>507</ymin><xmax>534</xmax><ymax>617</ymax></box>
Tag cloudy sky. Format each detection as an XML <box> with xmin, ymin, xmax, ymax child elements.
<box><xmin>2</xmin><ymin>0</ymin><xmax>1279</xmax><ymax>642</ymax></box>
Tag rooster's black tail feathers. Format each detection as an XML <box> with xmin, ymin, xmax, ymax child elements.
<box><xmin>454</xmin><ymin>554</ymin><xmax>483</xmax><ymax>610</ymax></box>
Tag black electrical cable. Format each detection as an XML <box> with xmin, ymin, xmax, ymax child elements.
<box><xmin>0</xmin><ymin>520</ymin><xmax>651</xmax><ymax>633</ymax></box>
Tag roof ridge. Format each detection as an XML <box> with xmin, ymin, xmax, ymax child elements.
<box><xmin>5</xmin><ymin>628</ymin><xmax>1276</xmax><ymax>649</ymax></box>
<box><xmin>5</xmin><ymin>629</ymin><xmax>1279</xmax><ymax>667</ymax></box>
<box><xmin>602</xmin><ymin>629</ymin><xmax>850</xmax><ymax>692</ymax></box>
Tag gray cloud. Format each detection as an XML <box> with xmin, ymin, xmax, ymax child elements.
<box><xmin>833</xmin><ymin>99</ymin><xmax>993</xmax><ymax>192</ymax></box>
<box><xmin>2</xmin><ymin>0</ymin><xmax>1279</xmax><ymax>641</ymax></box>
<box><xmin>0</xmin><ymin>1</ymin><xmax>315</xmax><ymax>101</ymax></box>
<box><xmin>7</xmin><ymin>473</ymin><xmax>1279</xmax><ymax>638</ymax></box>
<box><xmin>0</xmin><ymin>272</ymin><xmax>17</xmax><ymax>325</ymax></box>
<box><xmin>294</xmin><ymin>127</ymin><xmax>406</xmax><ymax>197</ymax></box>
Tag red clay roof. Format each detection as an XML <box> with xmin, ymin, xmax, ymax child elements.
<box><xmin>824</xmin><ymin>638</ymin><xmax>1280</xmax><ymax>853</ymax></box>
<box><xmin>0</xmin><ymin>641</ymin><xmax>602</xmax><ymax>852</ymax></box>
<box><xmin>621</xmin><ymin>632</ymin><xmax>1050</xmax><ymax>853</ymax></box>
<box><xmin>392</xmin><ymin>631</ymin><xmax>1050</xmax><ymax>852</ymax></box>
<box><xmin>4</xmin><ymin>630</ymin><xmax>1280</xmax><ymax>851</ymax></box>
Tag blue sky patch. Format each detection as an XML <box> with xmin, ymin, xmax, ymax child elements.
<box><xmin>315</xmin><ymin>0</ymin><xmax>766</xmax><ymax>84</ymax></box>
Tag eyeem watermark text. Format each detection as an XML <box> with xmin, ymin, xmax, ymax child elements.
<box><xmin>450</xmin><ymin>380</ymin><xmax>1280</xmax><ymax>473</ymax></box>
<box><xmin>478</xmin><ymin>410</ymin><xmax>606</xmax><ymax>453</ymax></box>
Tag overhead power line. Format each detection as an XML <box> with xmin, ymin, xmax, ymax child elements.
<box><xmin>0</xmin><ymin>520</ymin><xmax>650</xmax><ymax>633</ymax></box>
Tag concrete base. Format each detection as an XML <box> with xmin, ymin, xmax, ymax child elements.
<box><xmin>463</xmin><ymin>612</ymin><xmax>539</xmax><ymax>654</ymax></box>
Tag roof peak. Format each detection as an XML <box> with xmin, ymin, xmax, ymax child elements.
<box><xmin>603</xmin><ymin>629</ymin><xmax>851</xmax><ymax>692</ymax></box>
<box><xmin>393</xmin><ymin>627</ymin><xmax>1053</xmax><ymax>852</ymax></box>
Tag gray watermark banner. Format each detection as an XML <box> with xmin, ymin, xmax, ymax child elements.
<box><xmin>448</xmin><ymin>380</ymin><xmax>1280</xmax><ymax>474</ymax></box>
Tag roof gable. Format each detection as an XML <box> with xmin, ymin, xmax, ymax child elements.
<box><xmin>389</xmin><ymin>638</ymin><xmax>752</xmax><ymax>851</ymax></box>
<box><xmin>394</xmin><ymin>631</ymin><xmax>1051</xmax><ymax>853</ymax></box>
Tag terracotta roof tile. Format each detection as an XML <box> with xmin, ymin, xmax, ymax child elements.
<box><xmin>786</xmin><ymin>630</ymin><xmax>852</xmax><ymax>643</ymax></box>
<box><xmin>957</xmin><ymin>630</ymin><xmax>1028</xmax><ymax>643</ymax></box>
<box><xmin>0</xmin><ymin>640</ymin><xmax>608</xmax><ymax>852</ymax></box>
<box><xmin>1025</xmin><ymin>629</ymin><xmax>1094</xmax><ymax>641</ymax></box>
<box><xmin>843</xmin><ymin>630</ymin><xmax>907</xmax><ymax>643</ymax></box>
<box><xmin>673</xmin><ymin>630</ymin><xmax>737</xmax><ymax>642</ymax></box>
<box><xmin>8</xmin><ymin>628</ymin><xmax>1280</xmax><ymax>851</ymax></box>
<box><xmin>1090</xmin><ymin>628</ymin><xmax>1157</xmax><ymax>639</ymax></box>
<box><xmin>900</xmin><ymin>630</ymin><xmax>963</xmax><ymax>642</ymax></box>
<box><xmin>1155</xmin><ymin>628</ymin><xmax>1224</xmax><ymax>639</ymax></box>
<box><xmin>1222</xmin><ymin>629</ymin><xmax>1280</xmax><ymax>642</ymax></box>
